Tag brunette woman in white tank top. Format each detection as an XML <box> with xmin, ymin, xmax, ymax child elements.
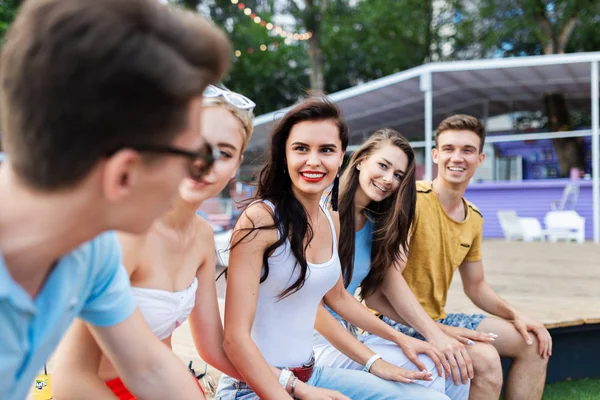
<box><xmin>216</xmin><ymin>98</ymin><xmax>450</xmax><ymax>400</ymax></box>
<box><xmin>53</xmin><ymin>87</ymin><xmax>256</xmax><ymax>399</ymax></box>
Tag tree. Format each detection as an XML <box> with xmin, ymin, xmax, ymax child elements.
<box><xmin>303</xmin><ymin>0</ymin><xmax>326</xmax><ymax>94</ymax></box>
<box><xmin>169</xmin><ymin>0</ymin><xmax>440</xmax><ymax>114</ymax></box>
<box><xmin>0</xmin><ymin>0</ymin><xmax>19</xmax><ymax>43</ymax></box>
<box><xmin>453</xmin><ymin>0</ymin><xmax>600</xmax><ymax>176</ymax></box>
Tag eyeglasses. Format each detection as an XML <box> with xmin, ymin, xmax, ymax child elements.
<box><xmin>108</xmin><ymin>142</ymin><xmax>220</xmax><ymax>181</ymax></box>
<box><xmin>203</xmin><ymin>85</ymin><xmax>256</xmax><ymax>111</ymax></box>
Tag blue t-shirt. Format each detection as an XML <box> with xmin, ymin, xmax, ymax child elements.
<box><xmin>328</xmin><ymin>219</ymin><xmax>373</xmax><ymax>320</ymax></box>
<box><xmin>0</xmin><ymin>231</ymin><xmax>136</xmax><ymax>400</ymax></box>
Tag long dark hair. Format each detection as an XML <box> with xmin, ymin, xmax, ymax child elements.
<box><xmin>231</xmin><ymin>97</ymin><xmax>348</xmax><ymax>299</ymax></box>
<box><xmin>338</xmin><ymin>128</ymin><xmax>416</xmax><ymax>298</ymax></box>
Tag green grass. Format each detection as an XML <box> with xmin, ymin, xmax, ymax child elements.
<box><xmin>541</xmin><ymin>378</ymin><xmax>600</xmax><ymax>400</ymax></box>
<box><xmin>501</xmin><ymin>378</ymin><xmax>600</xmax><ymax>399</ymax></box>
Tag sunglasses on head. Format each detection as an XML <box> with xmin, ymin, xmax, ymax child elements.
<box><xmin>107</xmin><ymin>142</ymin><xmax>220</xmax><ymax>181</ymax></box>
<box><xmin>203</xmin><ymin>85</ymin><xmax>256</xmax><ymax>111</ymax></box>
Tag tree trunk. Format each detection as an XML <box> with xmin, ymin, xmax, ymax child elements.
<box><xmin>424</xmin><ymin>0</ymin><xmax>433</xmax><ymax>62</ymax></box>
<box><xmin>304</xmin><ymin>0</ymin><xmax>326</xmax><ymax>94</ymax></box>
<box><xmin>182</xmin><ymin>0</ymin><xmax>201</xmax><ymax>11</ymax></box>
<box><xmin>307</xmin><ymin>36</ymin><xmax>324</xmax><ymax>94</ymax></box>
<box><xmin>544</xmin><ymin>93</ymin><xmax>585</xmax><ymax>177</ymax></box>
<box><xmin>536</xmin><ymin>10</ymin><xmax>584</xmax><ymax>177</ymax></box>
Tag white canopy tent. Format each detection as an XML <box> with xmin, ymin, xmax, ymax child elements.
<box><xmin>250</xmin><ymin>52</ymin><xmax>600</xmax><ymax>243</ymax></box>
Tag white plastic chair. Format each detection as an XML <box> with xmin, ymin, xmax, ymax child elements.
<box><xmin>497</xmin><ymin>211</ymin><xmax>545</xmax><ymax>242</ymax></box>
<box><xmin>497</xmin><ymin>211</ymin><xmax>524</xmax><ymax>241</ymax></box>
<box><xmin>214</xmin><ymin>229</ymin><xmax>232</xmax><ymax>266</ymax></box>
<box><xmin>550</xmin><ymin>183</ymin><xmax>579</xmax><ymax>211</ymax></box>
<box><xmin>544</xmin><ymin>210</ymin><xmax>586</xmax><ymax>244</ymax></box>
<box><xmin>519</xmin><ymin>217</ymin><xmax>545</xmax><ymax>242</ymax></box>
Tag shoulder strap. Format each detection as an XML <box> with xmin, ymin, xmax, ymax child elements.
<box><xmin>320</xmin><ymin>203</ymin><xmax>338</xmax><ymax>251</ymax></box>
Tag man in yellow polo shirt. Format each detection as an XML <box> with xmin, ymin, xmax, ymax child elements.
<box><xmin>366</xmin><ymin>115</ymin><xmax>551</xmax><ymax>400</ymax></box>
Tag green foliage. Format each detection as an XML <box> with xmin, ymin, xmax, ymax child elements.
<box><xmin>322</xmin><ymin>0</ymin><xmax>433</xmax><ymax>93</ymax></box>
<box><xmin>170</xmin><ymin>0</ymin><xmax>438</xmax><ymax>113</ymax></box>
<box><xmin>0</xmin><ymin>0</ymin><xmax>19</xmax><ymax>43</ymax></box>
<box><xmin>452</xmin><ymin>0</ymin><xmax>600</xmax><ymax>58</ymax></box>
<box><xmin>2</xmin><ymin>0</ymin><xmax>598</xmax><ymax>115</ymax></box>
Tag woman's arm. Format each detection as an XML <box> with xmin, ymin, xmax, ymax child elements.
<box><xmin>53</xmin><ymin>233</ymin><xmax>148</xmax><ymax>398</ymax></box>
<box><xmin>188</xmin><ymin>218</ymin><xmax>243</xmax><ymax>380</ymax></box>
<box><xmin>365</xmin><ymin>250</ymin><xmax>484</xmax><ymax>384</ymax></box>
<box><xmin>323</xmin><ymin>276</ymin><xmax>443</xmax><ymax>376</ymax></box>
<box><xmin>314</xmin><ymin>303</ymin><xmax>431</xmax><ymax>383</ymax></box>
<box><xmin>222</xmin><ymin>204</ymin><xmax>293</xmax><ymax>399</ymax></box>
<box><xmin>52</xmin><ymin>321</ymin><xmax>116</xmax><ymax>399</ymax></box>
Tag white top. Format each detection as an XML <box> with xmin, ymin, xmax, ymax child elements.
<box><xmin>131</xmin><ymin>277</ymin><xmax>198</xmax><ymax>340</ymax></box>
<box><xmin>251</xmin><ymin>200</ymin><xmax>341</xmax><ymax>367</ymax></box>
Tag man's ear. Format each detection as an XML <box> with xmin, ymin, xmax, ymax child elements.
<box><xmin>432</xmin><ymin>147</ymin><xmax>439</xmax><ymax>164</ymax></box>
<box><xmin>102</xmin><ymin>149</ymin><xmax>141</xmax><ymax>203</ymax></box>
<box><xmin>478</xmin><ymin>151</ymin><xmax>486</xmax><ymax>166</ymax></box>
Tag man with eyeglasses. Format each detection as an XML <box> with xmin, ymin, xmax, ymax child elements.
<box><xmin>0</xmin><ymin>1</ymin><xmax>230</xmax><ymax>399</ymax></box>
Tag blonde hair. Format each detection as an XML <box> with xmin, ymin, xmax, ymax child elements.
<box><xmin>202</xmin><ymin>97</ymin><xmax>254</xmax><ymax>153</ymax></box>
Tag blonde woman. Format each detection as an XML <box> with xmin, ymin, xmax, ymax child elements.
<box><xmin>52</xmin><ymin>86</ymin><xmax>255</xmax><ymax>399</ymax></box>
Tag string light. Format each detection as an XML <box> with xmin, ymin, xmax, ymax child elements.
<box><xmin>230</xmin><ymin>0</ymin><xmax>311</xmax><ymax>42</ymax></box>
<box><xmin>234</xmin><ymin>42</ymin><xmax>280</xmax><ymax>57</ymax></box>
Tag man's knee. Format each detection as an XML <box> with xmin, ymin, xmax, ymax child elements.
<box><xmin>512</xmin><ymin>335</ymin><xmax>549</xmax><ymax>367</ymax></box>
<box><xmin>469</xmin><ymin>343</ymin><xmax>503</xmax><ymax>390</ymax></box>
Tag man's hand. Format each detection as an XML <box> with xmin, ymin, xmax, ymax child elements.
<box><xmin>440</xmin><ymin>324</ymin><xmax>497</xmax><ymax>346</ymax></box>
<box><xmin>512</xmin><ymin>313</ymin><xmax>552</xmax><ymax>358</ymax></box>
<box><xmin>394</xmin><ymin>334</ymin><xmax>445</xmax><ymax>377</ymax></box>
<box><xmin>428</xmin><ymin>333</ymin><xmax>474</xmax><ymax>385</ymax></box>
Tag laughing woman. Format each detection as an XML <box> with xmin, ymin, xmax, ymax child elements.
<box><xmin>52</xmin><ymin>86</ymin><xmax>255</xmax><ymax>399</ymax></box>
<box><xmin>313</xmin><ymin>129</ymin><xmax>470</xmax><ymax>399</ymax></box>
<box><xmin>216</xmin><ymin>98</ymin><xmax>449</xmax><ymax>400</ymax></box>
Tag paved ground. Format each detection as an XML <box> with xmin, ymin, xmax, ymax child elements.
<box><xmin>33</xmin><ymin>239</ymin><xmax>600</xmax><ymax>399</ymax></box>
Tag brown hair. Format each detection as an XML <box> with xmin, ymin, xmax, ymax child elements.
<box><xmin>338</xmin><ymin>128</ymin><xmax>416</xmax><ymax>297</ymax></box>
<box><xmin>0</xmin><ymin>0</ymin><xmax>231</xmax><ymax>190</ymax></box>
<box><xmin>202</xmin><ymin>97</ymin><xmax>254</xmax><ymax>154</ymax></box>
<box><xmin>436</xmin><ymin>114</ymin><xmax>486</xmax><ymax>151</ymax></box>
<box><xmin>231</xmin><ymin>97</ymin><xmax>348</xmax><ymax>299</ymax></box>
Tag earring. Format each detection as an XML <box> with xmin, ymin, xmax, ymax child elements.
<box><xmin>331</xmin><ymin>167</ymin><xmax>340</xmax><ymax>211</ymax></box>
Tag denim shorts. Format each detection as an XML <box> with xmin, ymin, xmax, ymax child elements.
<box><xmin>382</xmin><ymin>313</ymin><xmax>487</xmax><ymax>340</ymax></box>
<box><xmin>215</xmin><ymin>377</ymin><xmax>256</xmax><ymax>400</ymax></box>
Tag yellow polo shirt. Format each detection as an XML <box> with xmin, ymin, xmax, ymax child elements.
<box><xmin>403</xmin><ymin>181</ymin><xmax>483</xmax><ymax>320</ymax></box>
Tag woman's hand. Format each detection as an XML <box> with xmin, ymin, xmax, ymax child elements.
<box><xmin>294</xmin><ymin>381</ymin><xmax>350</xmax><ymax>400</ymax></box>
<box><xmin>395</xmin><ymin>333</ymin><xmax>445</xmax><ymax>377</ymax></box>
<box><xmin>440</xmin><ymin>324</ymin><xmax>497</xmax><ymax>346</ymax></box>
<box><xmin>369</xmin><ymin>358</ymin><xmax>433</xmax><ymax>384</ymax></box>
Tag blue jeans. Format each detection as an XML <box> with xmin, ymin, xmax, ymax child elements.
<box><xmin>313</xmin><ymin>328</ymin><xmax>470</xmax><ymax>400</ymax></box>
<box><xmin>216</xmin><ymin>367</ymin><xmax>450</xmax><ymax>400</ymax></box>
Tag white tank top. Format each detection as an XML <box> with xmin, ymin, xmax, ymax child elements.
<box><xmin>250</xmin><ymin>200</ymin><xmax>341</xmax><ymax>367</ymax></box>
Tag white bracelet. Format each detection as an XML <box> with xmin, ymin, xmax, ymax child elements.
<box><xmin>364</xmin><ymin>354</ymin><xmax>382</xmax><ymax>373</ymax></box>
<box><xmin>278</xmin><ymin>369</ymin><xmax>293</xmax><ymax>389</ymax></box>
